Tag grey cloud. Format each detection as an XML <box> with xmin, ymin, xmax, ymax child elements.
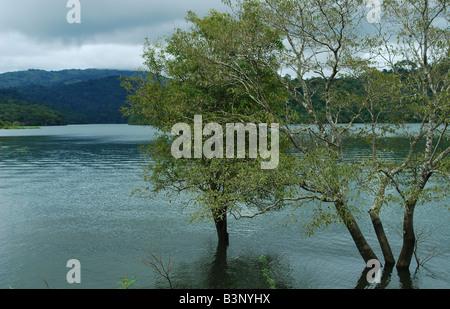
<box><xmin>0</xmin><ymin>0</ymin><xmax>226</xmax><ymax>72</ymax></box>
<box><xmin>0</xmin><ymin>0</ymin><xmax>226</xmax><ymax>44</ymax></box>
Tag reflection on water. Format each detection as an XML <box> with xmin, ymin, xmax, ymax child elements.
<box><xmin>140</xmin><ymin>244</ymin><xmax>294</xmax><ymax>289</ymax></box>
<box><xmin>135</xmin><ymin>243</ymin><xmax>427</xmax><ymax>289</ymax></box>
<box><xmin>0</xmin><ymin>125</ymin><xmax>449</xmax><ymax>289</ymax></box>
<box><xmin>173</xmin><ymin>245</ymin><xmax>293</xmax><ymax>289</ymax></box>
<box><xmin>139</xmin><ymin>243</ymin><xmax>429</xmax><ymax>290</ymax></box>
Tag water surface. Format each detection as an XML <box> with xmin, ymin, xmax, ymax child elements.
<box><xmin>0</xmin><ymin>124</ymin><xmax>448</xmax><ymax>289</ymax></box>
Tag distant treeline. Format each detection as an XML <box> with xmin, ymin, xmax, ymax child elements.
<box><xmin>14</xmin><ymin>76</ymin><xmax>130</xmax><ymax>124</ymax></box>
<box><xmin>0</xmin><ymin>68</ymin><xmax>428</xmax><ymax>127</ymax></box>
<box><xmin>285</xmin><ymin>73</ymin><xmax>422</xmax><ymax>124</ymax></box>
<box><xmin>0</xmin><ymin>89</ymin><xmax>68</xmax><ymax>127</ymax></box>
<box><xmin>0</xmin><ymin>69</ymin><xmax>137</xmax><ymax>125</ymax></box>
<box><xmin>0</xmin><ymin>68</ymin><xmax>136</xmax><ymax>88</ymax></box>
<box><xmin>130</xmin><ymin>69</ymin><xmax>425</xmax><ymax>125</ymax></box>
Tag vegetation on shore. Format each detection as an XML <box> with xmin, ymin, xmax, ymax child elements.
<box><xmin>0</xmin><ymin>89</ymin><xmax>67</xmax><ymax>127</ymax></box>
<box><xmin>0</xmin><ymin>125</ymin><xmax>40</xmax><ymax>130</ymax></box>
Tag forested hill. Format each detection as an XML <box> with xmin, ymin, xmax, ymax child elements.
<box><xmin>0</xmin><ymin>68</ymin><xmax>422</xmax><ymax>126</ymax></box>
<box><xmin>15</xmin><ymin>76</ymin><xmax>130</xmax><ymax>124</ymax></box>
<box><xmin>0</xmin><ymin>69</ymin><xmax>136</xmax><ymax>88</ymax></box>
<box><xmin>0</xmin><ymin>69</ymin><xmax>138</xmax><ymax>124</ymax></box>
<box><xmin>0</xmin><ymin>89</ymin><xmax>68</xmax><ymax>127</ymax></box>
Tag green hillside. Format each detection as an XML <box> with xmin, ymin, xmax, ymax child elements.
<box><xmin>15</xmin><ymin>76</ymin><xmax>130</xmax><ymax>124</ymax></box>
<box><xmin>0</xmin><ymin>89</ymin><xmax>68</xmax><ymax>127</ymax></box>
<box><xmin>0</xmin><ymin>69</ymin><xmax>139</xmax><ymax>124</ymax></box>
<box><xmin>0</xmin><ymin>69</ymin><xmax>136</xmax><ymax>88</ymax></box>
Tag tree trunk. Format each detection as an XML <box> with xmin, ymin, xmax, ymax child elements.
<box><xmin>369</xmin><ymin>178</ymin><xmax>396</xmax><ymax>265</ymax></box>
<box><xmin>214</xmin><ymin>212</ymin><xmax>229</xmax><ymax>247</ymax></box>
<box><xmin>335</xmin><ymin>201</ymin><xmax>379</xmax><ymax>264</ymax></box>
<box><xmin>397</xmin><ymin>202</ymin><xmax>416</xmax><ymax>270</ymax></box>
<box><xmin>370</xmin><ymin>210</ymin><xmax>396</xmax><ymax>265</ymax></box>
<box><xmin>397</xmin><ymin>168</ymin><xmax>431</xmax><ymax>270</ymax></box>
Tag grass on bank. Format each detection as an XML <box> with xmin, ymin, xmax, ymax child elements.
<box><xmin>0</xmin><ymin>126</ymin><xmax>40</xmax><ymax>130</ymax></box>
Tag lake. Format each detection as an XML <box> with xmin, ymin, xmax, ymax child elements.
<box><xmin>0</xmin><ymin>124</ymin><xmax>448</xmax><ymax>289</ymax></box>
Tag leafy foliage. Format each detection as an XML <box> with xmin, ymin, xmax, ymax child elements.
<box><xmin>122</xmin><ymin>7</ymin><xmax>302</xmax><ymax>238</ymax></box>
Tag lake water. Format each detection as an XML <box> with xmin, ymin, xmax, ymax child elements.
<box><xmin>0</xmin><ymin>124</ymin><xmax>448</xmax><ymax>289</ymax></box>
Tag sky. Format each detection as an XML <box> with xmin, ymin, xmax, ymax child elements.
<box><xmin>0</xmin><ymin>0</ymin><xmax>227</xmax><ymax>73</ymax></box>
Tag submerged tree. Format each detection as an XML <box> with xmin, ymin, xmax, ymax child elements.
<box><xmin>121</xmin><ymin>9</ymin><xmax>300</xmax><ymax>246</ymax></box>
<box><xmin>218</xmin><ymin>0</ymin><xmax>449</xmax><ymax>270</ymax></box>
<box><xmin>215</xmin><ymin>0</ymin><xmax>382</xmax><ymax>263</ymax></box>
<box><xmin>367</xmin><ymin>0</ymin><xmax>449</xmax><ymax>270</ymax></box>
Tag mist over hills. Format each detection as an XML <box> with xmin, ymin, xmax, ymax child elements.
<box><xmin>0</xmin><ymin>69</ymin><xmax>138</xmax><ymax>125</ymax></box>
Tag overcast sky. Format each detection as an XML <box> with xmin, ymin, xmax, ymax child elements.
<box><xmin>0</xmin><ymin>0</ymin><xmax>227</xmax><ymax>73</ymax></box>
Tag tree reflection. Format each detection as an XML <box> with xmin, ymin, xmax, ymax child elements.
<box><xmin>208</xmin><ymin>243</ymin><xmax>229</xmax><ymax>289</ymax></box>
<box><xmin>143</xmin><ymin>243</ymin><xmax>423</xmax><ymax>289</ymax></box>
<box><xmin>166</xmin><ymin>243</ymin><xmax>293</xmax><ymax>289</ymax></box>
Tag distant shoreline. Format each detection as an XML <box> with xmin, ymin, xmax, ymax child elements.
<box><xmin>0</xmin><ymin>126</ymin><xmax>41</xmax><ymax>130</ymax></box>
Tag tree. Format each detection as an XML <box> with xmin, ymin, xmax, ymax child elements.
<box><xmin>216</xmin><ymin>0</ymin><xmax>381</xmax><ymax>263</ymax></box>
<box><xmin>121</xmin><ymin>9</ymin><xmax>300</xmax><ymax>246</ymax></box>
<box><xmin>367</xmin><ymin>0</ymin><xmax>449</xmax><ymax>269</ymax></box>
<box><xmin>217</xmin><ymin>0</ymin><xmax>448</xmax><ymax>271</ymax></box>
<box><xmin>356</xmin><ymin>67</ymin><xmax>404</xmax><ymax>266</ymax></box>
